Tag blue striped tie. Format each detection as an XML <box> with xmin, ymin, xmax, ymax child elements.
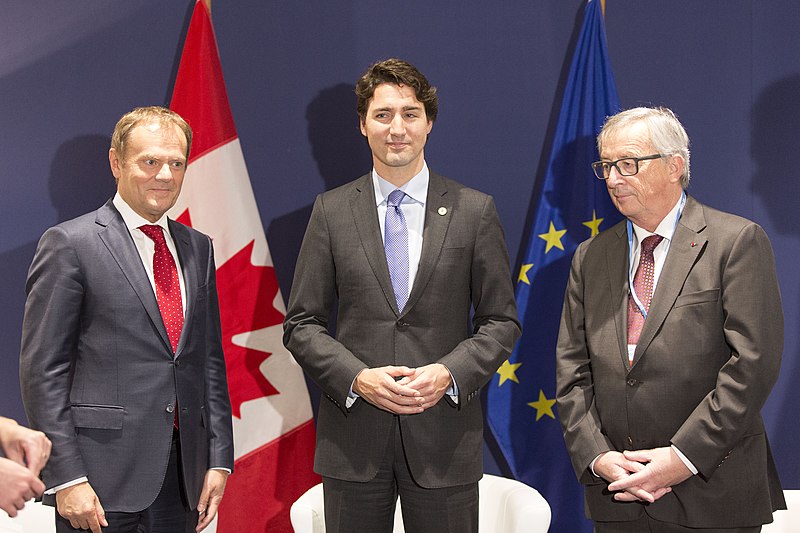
<box><xmin>385</xmin><ymin>189</ymin><xmax>409</xmax><ymax>312</ymax></box>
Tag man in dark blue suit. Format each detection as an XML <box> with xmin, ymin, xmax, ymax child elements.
<box><xmin>20</xmin><ymin>107</ymin><xmax>233</xmax><ymax>533</ymax></box>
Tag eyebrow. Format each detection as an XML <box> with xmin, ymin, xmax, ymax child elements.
<box><xmin>373</xmin><ymin>105</ymin><xmax>423</xmax><ymax>113</ymax></box>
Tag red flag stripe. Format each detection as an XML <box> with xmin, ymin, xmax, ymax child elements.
<box><xmin>170</xmin><ymin>0</ymin><xmax>237</xmax><ymax>162</ymax></box>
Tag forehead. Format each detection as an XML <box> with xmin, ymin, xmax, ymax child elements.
<box><xmin>367</xmin><ymin>83</ymin><xmax>422</xmax><ymax>110</ymax></box>
<box><xmin>127</xmin><ymin>121</ymin><xmax>187</xmax><ymax>154</ymax></box>
<box><xmin>601</xmin><ymin>121</ymin><xmax>652</xmax><ymax>158</ymax></box>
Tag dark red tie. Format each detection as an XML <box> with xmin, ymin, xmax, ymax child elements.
<box><xmin>139</xmin><ymin>225</ymin><xmax>184</xmax><ymax>353</ymax></box>
<box><xmin>627</xmin><ymin>234</ymin><xmax>664</xmax><ymax>355</ymax></box>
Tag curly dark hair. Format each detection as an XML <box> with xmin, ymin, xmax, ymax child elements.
<box><xmin>355</xmin><ymin>58</ymin><xmax>438</xmax><ymax>124</ymax></box>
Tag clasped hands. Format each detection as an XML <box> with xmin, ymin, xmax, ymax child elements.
<box><xmin>0</xmin><ymin>416</ymin><xmax>52</xmax><ymax>517</ymax></box>
<box><xmin>353</xmin><ymin>364</ymin><xmax>452</xmax><ymax>414</ymax></box>
<box><xmin>594</xmin><ymin>446</ymin><xmax>692</xmax><ymax>503</ymax></box>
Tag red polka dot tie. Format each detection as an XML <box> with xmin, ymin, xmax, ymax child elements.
<box><xmin>139</xmin><ymin>225</ymin><xmax>184</xmax><ymax>354</ymax></box>
<box><xmin>627</xmin><ymin>234</ymin><xmax>663</xmax><ymax>359</ymax></box>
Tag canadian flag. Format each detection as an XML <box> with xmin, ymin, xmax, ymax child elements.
<box><xmin>168</xmin><ymin>2</ymin><xmax>319</xmax><ymax>531</ymax></box>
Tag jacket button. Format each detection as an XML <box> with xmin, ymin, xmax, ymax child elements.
<box><xmin>166</xmin><ymin>404</ymin><xmax>175</xmax><ymax>413</ymax></box>
<box><xmin>626</xmin><ymin>378</ymin><xmax>638</xmax><ymax>387</ymax></box>
<box><xmin>396</xmin><ymin>321</ymin><xmax>409</xmax><ymax>329</ymax></box>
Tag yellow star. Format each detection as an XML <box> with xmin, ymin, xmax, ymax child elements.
<box><xmin>496</xmin><ymin>360</ymin><xmax>522</xmax><ymax>386</ymax></box>
<box><xmin>528</xmin><ymin>389</ymin><xmax>556</xmax><ymax>421</ymax></box>
<box><xmin>518</xmin><ymin>263</ymin><xmax>533</xmax><ymax>285</ymax></box>
<box><xmin>582</xmin><ymin>210</ymin><xmax>604</xmax><ymax>237</ymax></box>
<box><xmin>538</xmin><ymin>222</ymin><xmax>566</xmax><ymax>253</ymax></box>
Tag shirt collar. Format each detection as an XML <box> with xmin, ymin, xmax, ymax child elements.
<box><xmin>631</xmin><ymin>195</ymin><xmax>683</xmax><ymax>245</ymax></box>
<box><xmin>372</xmin><ymin>162</ymin><xmax>430</xmax><ymax>207</ymax></box>
<box><xmin>112</xmin><ymin>192</ymin><xmax>170</xmax><ymax>232</ymax></box>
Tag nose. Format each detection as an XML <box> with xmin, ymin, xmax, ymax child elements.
<box><xmin>155</xmin><ymin>163</ymin><xmax>172</xmax><ymax>180</ymax></box>
<box><xmin>389</xmin><ymin>114</ymin><xmax>405</xmax><ymax>136</ymax></box>
<box><xmin>605</xmin><ymin>165</ymin><xmax>624</xmax><ymax>187</ymax></box>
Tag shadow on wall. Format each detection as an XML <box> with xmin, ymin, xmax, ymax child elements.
<box><xmin>267</xmin><ymin>83</ymin><xmax>372</xmax><ymax>301</ymax></box>
<box><xmin>0</xmin><ymin>135</ymin><xmax>114</xmax><ymax>421</ymax></box>
<box><xmin>751</xmin><ymin>74</ymin><xmax>800</xmax><ymax>236</ymax></box>
<box><xmin>751</xmin><ymin>74</ymin><xmax>800</xmax><ymax>485</ymax></box>
<box><xmin>267</xmin><ymin>83</ymin><xmax>372</xmax><ymax>417</ymax></box>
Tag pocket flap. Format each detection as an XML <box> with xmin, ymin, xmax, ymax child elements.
<box><xmin>675</xmin><ymin>288</ymin><xmax>720</xmax><ymax>308</ymax></box>
<box><xmin>71</xmin><ymin>404</ymin><xmax>124</xmax><ymax>429</ymax></box>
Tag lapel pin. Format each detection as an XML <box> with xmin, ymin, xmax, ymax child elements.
<box><xmin>438</xmin><ymin>207</ymin><xmax>447</xmax><ymax>216</ymax></box>
<box><xmin>691</xmin><ymin>242</ymin><xmax>696</xmax><ymax>247</ymax></box>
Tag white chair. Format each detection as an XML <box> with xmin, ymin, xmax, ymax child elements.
<box><xmin>290</xmin><ymin>474</ymin><xmax>551</xmax><ymax>533</ymax></box>
<box><xmin>762</xmin><ymin>490</ymin><xmax>800</xmax><ymax>532</ymax></box>
<box><xmin>0</xmin><ymin>501</ymin><xmax>55</xmax><ymax>533</ymax></box>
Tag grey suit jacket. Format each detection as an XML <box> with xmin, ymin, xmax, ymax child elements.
<box><xmin>556</xmin><ymin>196</ymin><xmax>784</xmax><ymax>527</ymax></box>
<box><xmin>19</xmin><ymin>199</ymin><xmax>234</xmax><ymax>513</ymax></box>
<box><xmin>284</xmin><ymin>172</ymin><xmax>520</xmax><ymax>487</ymax></box>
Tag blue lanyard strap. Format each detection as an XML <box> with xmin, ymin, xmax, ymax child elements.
<box><xmin>626</xmin><ymin>191</ymin><xmax>687</xmax><ymax>320</ymax></box>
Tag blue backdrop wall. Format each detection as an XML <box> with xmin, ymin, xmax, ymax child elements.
<box><xmin>2</xmin><ymin>0</ymin><xmax>798</xmax><ymax>488</ymax></box>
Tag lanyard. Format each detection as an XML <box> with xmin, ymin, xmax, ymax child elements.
<box><xmin>626</xmin><ymin>191</ymin><xmax>686</xmax><ymax>319</ymax></box>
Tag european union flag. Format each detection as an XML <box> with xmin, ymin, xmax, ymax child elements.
<box><xmin>486</xmin><ymin>1</ymin><xmax>620</xmax><ymax>531</ymax></box>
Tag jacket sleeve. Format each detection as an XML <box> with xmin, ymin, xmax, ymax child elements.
<box><xmin>19</xmin><ymin>226</ymin><xmax>88</xmax><ymax>489</ymax></box>
<box><xmin>671</xmin><ymin>222</ymin><xmax>783</xmax><ymax>478</ymax></box>
<box><xmin>438</xmin><ymin>195</ymin><xmax>522</xmax><ymax>406</ymax></box>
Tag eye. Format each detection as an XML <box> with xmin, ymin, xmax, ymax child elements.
<box><xmin>145</xmin><ymin>159</ymin><xmax>157</xmax><ymax>166</ymax></box>
<box><xmin>171</xmin><ymin>161</ymin><xmax>185</xmax><ymax>169</ymax></box>
<box><xmin>618</xmin><ymin>159</ymin><xmax>636</xmax><ymax>173</ymax></box>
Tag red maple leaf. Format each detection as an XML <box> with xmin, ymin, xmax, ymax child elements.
<box><xmin>177</xmin><ymin>209</ymin><xmax>281</xmax><ymax>417</ymax></box>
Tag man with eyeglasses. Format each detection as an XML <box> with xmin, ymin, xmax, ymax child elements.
<box><xmin>556</xmin><ymin>106</ymin><xmax>785</xmax><ymax>532</ymax></box>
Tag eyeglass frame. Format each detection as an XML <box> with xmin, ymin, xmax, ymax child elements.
<box><xmin>591</xmin><ymin>154</ymin><xmax>665</xmax><ymax>180</ymax></box>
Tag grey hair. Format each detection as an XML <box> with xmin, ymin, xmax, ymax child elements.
<box><xmin>597</xmin><ymin>106</ymin><xmax>691</xmax><ymax>188</ymax></box>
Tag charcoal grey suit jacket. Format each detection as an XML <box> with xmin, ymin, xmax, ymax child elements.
<box><xmin>284</xmin><ymin>172</ymin><xmax>520</xmax><ymax>487</ymax></box>
<box><xmin>556</xmin><ymin>196</ymin><xmax>785</xmax><ymax>528</ymax></box>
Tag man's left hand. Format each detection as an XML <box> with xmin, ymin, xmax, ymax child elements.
<box><xmin>0</xmin><ymin>417</ymin><xmax>52</xmax><ymax>476</ymax></box>
<box><xmin>196</xmin><ymin>469</ymin><xmax>229</xmax><ymax>532</ymax></box>
<box><xmin>401</xmin><ymin>364</ymin><xmax>452</xmax><ymax>410</ymax></box>
<box><xmin>607</xmin><ymin>447</ymin><xmax>691</xmax><ymax>501</ymax></box>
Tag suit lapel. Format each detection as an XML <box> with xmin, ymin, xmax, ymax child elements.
<box><xmin>404</xmin><ymin>172</ymin><xmax>452</xmax><ymax>315</ymax></box>
<box><xmin>350</xmin><ymin>174</ymin><xmax>399</xmax><ymax>314</ymax></box>
<box><xmin>169</xmin><ymin>219</ymin><xmax>196</xmax><ymax>357</ymax></box>
<box><xmin>96</xmin><ymin>201</ymin><xmax>173</xmax><ymax>354</ymax></box>
<box><xmin>632</xmin><ymin>196</ymin><xmax>707</xmax><ymax>366</ymax></box>
<box><xmin>606</xmin><ymin>222</ymin><xmax>631</xmax><ymax>369</ymax></box>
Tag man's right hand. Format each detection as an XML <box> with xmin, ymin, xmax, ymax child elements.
<box><xmin>593</xmin><ymin>451</ymin><xmax>671</xmax><ymax>503</ymax></box>
<box><xmin>0</xmin><ymin>457</ymin><xmax>45</xmax><ymax>517</ymax></box>
<box><xmin>56</xmin><ymin>482</ymin><xmax>108</xmax><ymax>533</ymax></box>
<box><xmin>353</xmin><ymin>366</ymin><xmax>424</xmax><ymax>415</ymax></box>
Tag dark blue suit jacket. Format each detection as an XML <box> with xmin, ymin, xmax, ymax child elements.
<box><xmin>20</xmin><ymin>199</ymin><xmax>233</xmax><ymax>512</ymax></box>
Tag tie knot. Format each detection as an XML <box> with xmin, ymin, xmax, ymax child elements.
<box><xmin>387</xmin><ymin>189</ymin><xmax>405</xmax><ymax>208</ymax></box>
<box><xmin>139</xmin><ymin>224</ymin><xmax>166</xmax><ymax>244</ymax></box>
<box><xmin>641</xmin><ymin>234</ymin><xmax>663</xmax><ymax>254</ymax></box>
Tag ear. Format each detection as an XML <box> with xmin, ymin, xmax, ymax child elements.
<box><xmin>667</xmin><ymin>154</ymin><xmax>684</xmax><ymax>184</ymax></box>
<box><xmin>359</xmin><ymin>118</ymin><xmax>367</xmax><ymax>138</ymax></box>
<box><xmin>425</xmin><ymin>119</ymin><xmax>433</xmax><ymax>135</ymax></box>
<box><xmin>109</xmin><ymin>148</ymin><xmax>122</xmax><ymax>181</ymax></box>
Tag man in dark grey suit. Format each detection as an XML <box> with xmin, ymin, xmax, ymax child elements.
<box><xmin>284</xmin><ymin>59</ymin><xmax>521</xmax><ymax>533</ymax></box>
<box><xmin>556</xmin><ymin>106</ymin><xmax>785</xmax><ymax>531</ymax></box>
<box><xmin>20</xmin><ymin>107</ymin><xmax>234</xmax><ymax>533</ymax></box>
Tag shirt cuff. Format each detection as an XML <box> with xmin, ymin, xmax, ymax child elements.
<box><xmin>671</xmin><ymin>444</ymin><xmax>698</xmax><ymax>475</ymax></box>
<box><xmin>45</xmin><ymin>476</ymin><xmax>88</xmax><ymax>495</ymax></box>
<box><xmin>211</xmin><ymin>467</ymin><xmax>231</xmax><ymax>474</ymax></box>
<box><xmin>589</xmin><ymin>454</ymin><xmax>602</xmax><ymax>477</ymax></box>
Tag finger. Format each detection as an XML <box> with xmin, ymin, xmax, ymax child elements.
<box><xmin>612</xmin><ymin>491</ymin><xmax>641</xmax><ymax>502</ymax></box>
<box><xmin>197</xmin><ymin>499</ymin><xmax>220</xmax><ymax>531</ymax></box>
<box><xmin>96</xmin><ymin>499</ymin><xmax>108</xmax><ymax>527</ymax></box>
<box><xmin>613</xmin><ymin>487</ymin><xmax>654</xmax><ymax>503</ymax></box>
<box><xmin>652</xmin><ymin>487</ymin><xmax>672</xmax><ymax>501</ymax></box>
<box><xmin>622</xmin><ymin>449</ymin><xmax>652</xmax><ymax>463</ymax></box>
<box><xmin>31</xmin><ymin>477</ymin><xmax>46</xmax><ymax>496</ymax></box>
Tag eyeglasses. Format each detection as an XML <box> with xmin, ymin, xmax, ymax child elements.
<box><xmin>591</xmin><ymin>154</ymin><xmax>664</xmax><ymax>180</ymax></box>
